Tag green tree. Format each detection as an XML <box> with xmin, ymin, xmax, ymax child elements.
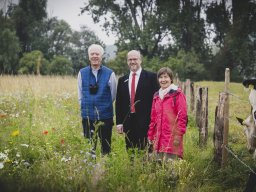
<box><xmin>18</xmin><ymin>50</ymin><xmax>48</xmax><ymax>74</ymax></box>
<box><xmin>0</xmin><ymin>28</ymin><xmax>20</xmax><ymax>74</ymax></box>
<box><xmin>206</xmin><ymin>0</ymin><xmax>231</xmax><ymax>47</ymax></box>
<box><xmin>47</xmin><ymin>19</ymin><xmax>72</xmax><ymax>57</ymax></box>
<box><xmin>33</xmin><ymin>19</ymin><xmax>102</xmax><ymax>75</ymax></box>
<box><xmin>81</xmin><ymin>0</ymin><xmax>174</xmax><ymax>58</ymax></box>
<box><xmin>107</xmin><ymin>50</ymin><xmax>129</xmax><ymax>76</ymax></box>
<box><xmin>206</xmin><ymin>0</ymin><xmax>256</xmax><ymax>80</ymax></box>
<box><xmin>163</xmin><ymin>50</ymin><xmax>206</xmax><ymax>81</ymax></box>
<box><xmin>49</xmin><ymin>56</ymin><xmax>72</xmax><ymax>75</ymax></box>
<box><xmin>81</xmin><ymin>0</ymin><xmax>211</xmax><ymax>80</ymax></box>
<box><xmin>9</xmin><ymin>0</ymin><xmax>47</xmax><ymax>53</ymax></box>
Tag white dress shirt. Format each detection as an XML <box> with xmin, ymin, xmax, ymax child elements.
<box><xmin>128</xmin><ymin>67</ymin><xmax>142</xmax><ymax>97</ymax></box>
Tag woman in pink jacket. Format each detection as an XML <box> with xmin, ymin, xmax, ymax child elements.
<box><xmin>147</xmin><ymin>67</ymin><xmax>187</xmax><ymax>160</ymax></box>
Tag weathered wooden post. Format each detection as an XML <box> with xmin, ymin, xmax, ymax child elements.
<box><xmin>213</xmin><ymin>93</ymin><xmax>226</xmax><ymax>165</ymax></box>
<box><xmin>195</xmin><ymin>87</ymin><xmax>208</xmax><ymax>146</ymax></box>
<box><xmin>199</xmin><ymin>87</ymin><xmax>208</xmax><ymax>147</ymax></box>
<box><xmin>190</xmin><ymin>82</ymin><xmax>195</xmax><ymax>113</ymax></box>
<box><xmin>222</xmin><ymin>68</ymin><xmax>230</xmax><ymax>167</ymax></box>
<box><xmin>213</xmin><ymin>68</ymin><xmax>230</xmax><ymax>167</ymax></box>
<box><xmin>185</xmin><ymin>79</ymin><xmax>191</xmax><ymax>111</ymax></box>
<box><xmin>195</xmin><ymin>86</ymin><xmax>201</xmax><ymax>126</ymax></box>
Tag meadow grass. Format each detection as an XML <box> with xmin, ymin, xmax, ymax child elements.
<box><xmin>0</xmin><ymin>75</ymin><xmax>255</xmax><ymax>192</ymax></box>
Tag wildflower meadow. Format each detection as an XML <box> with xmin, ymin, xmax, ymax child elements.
<box><xmin>0</xmin><ymin>75</ymin><xmax>255</xmax><ymax>192</ymax></box>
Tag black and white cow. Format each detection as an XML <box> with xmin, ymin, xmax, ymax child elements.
<box><xmin>237</xmin><ymin>79</ymin><xmax>256</xmax><ymax>192</ymax></box>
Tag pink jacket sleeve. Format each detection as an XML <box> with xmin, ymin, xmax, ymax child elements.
<box><xmin>176</xmin><ymin>92</ymin><xmax>188</xmax><ymax>136</ymax></box>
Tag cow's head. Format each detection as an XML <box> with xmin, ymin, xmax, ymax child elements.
<box><xmin>239</xmin><ymin>79</ymin><xmax>256</xmax><ymax>158</ymax></box>
<box><xmin>237</xmin><ymin>116</ymin><xmax>256</xmax><ymax>155</ymax></box>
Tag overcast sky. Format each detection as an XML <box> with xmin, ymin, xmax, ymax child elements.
<box><xmin>47</xmin><ymin>0</ymin><xmax>116</xmax><ymax>45</ymax></box>
<box><xmin>0</xmin><ymin>0</ymin><xmax>116</xmax><ymax>44</ymax></box>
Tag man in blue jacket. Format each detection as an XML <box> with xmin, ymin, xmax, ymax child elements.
<box><xmin>78</xmin><ymin>44</ymin><xmax>117</xmax><ymax>155</ymax></box>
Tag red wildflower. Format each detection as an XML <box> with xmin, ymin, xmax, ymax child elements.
<box><xmin>60</xmin><ymin>139</ymin><xmax>65</xmax><ymax>145</ymax></box>
<box><xmin>43</xmin><ymin>130</ymin><xmax>48</xmax><ymax>135</ymax></box>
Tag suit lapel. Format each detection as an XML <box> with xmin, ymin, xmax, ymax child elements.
<box><xmin>123</xmin><ymin>74</ymin><xmax>129</xmax><ymax>98</ymax></box>
<box><xmin>135</xmin><ymin>70</ymin><xmax>145</xmax><ymax>99</ymax></box>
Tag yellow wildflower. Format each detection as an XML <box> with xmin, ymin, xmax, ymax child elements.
<box><xmin>11</xmin><ymin>130</ymin><xmax>20</xmax><ymax>137</ymax></box>
<box><xmin>5</xmin><ymin>159</ymin><xmax>11</xmax><ymax>163</ymax></box>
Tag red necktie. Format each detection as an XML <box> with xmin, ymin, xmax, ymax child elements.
<box><xmin>131</xmin><ymin>72</ymin><xmax>136</xmax><ymax>113</ymax></box>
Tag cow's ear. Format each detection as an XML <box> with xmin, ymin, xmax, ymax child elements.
<box><xmin>236</xmin><ymin>117</ymin><xmax>244</xmax><ymax>125</ymax></box>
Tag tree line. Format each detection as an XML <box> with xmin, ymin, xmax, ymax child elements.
<box><xmin>1</xmin><ymin>0</ymin><xmax>255</xmax><ymax>81</ymax></box>
<box><xmin>0</xmin><ymin>0</ymin><xmax>102</xmax><ymax>75</ymax></box>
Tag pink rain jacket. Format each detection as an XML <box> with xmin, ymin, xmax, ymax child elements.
<box><xmin>147</xmin><ymin>88</ymin><xmax>187</xmax><ymax>158</ymax></box>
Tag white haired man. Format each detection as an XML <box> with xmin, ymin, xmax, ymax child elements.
<box><xmin>78</xmin><ymin>44</ymin><xmax>117</xmax><ymax>155</ymax></box>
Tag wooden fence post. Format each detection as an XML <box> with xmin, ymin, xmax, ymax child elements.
<box><xmin>213</xmin><ymin>68</ymin><xmax>230</xmax><ymax>167</ymax></box>
<box><xmin>195</xmin><ymin>86</ymin><xmax>201</xmax><ymax>126</ymax></box>
<box><xmin>222</xmin><ymin>68</ymin><xmax>230</xmax><ymax>167</ymax></box>
<box><xmin>195</xmin><ymin>87</ymin><xmax>208</xmax><ymax>146</ymax></box>
<box><xmin>199</xmin><ymin>87</ymin><xmax>208</xmax><ymax>147</ymax></box>
<box><xmin>190</xmin><ymin>82</ymin><xmax>195</xmax><ymax>113</ymax></box>
<box><xmin>185</xmin><ymin>79</ymin><xmax>191</xmax><ymax>111</ymax></box>
<box><xmin>214</xmin><ymin>92</ymin><xmax>228</xmax><ymax>166</ymax></box>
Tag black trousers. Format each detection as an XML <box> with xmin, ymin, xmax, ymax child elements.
<box><xmin>82</xmin><ymin>118</ymin><xmax>113</xmax><ymax>155</ymax></box>
<box><xmin>125</xmin><ymin>113</ymin><xmax>147</xmax><ymax>151</ymax></box>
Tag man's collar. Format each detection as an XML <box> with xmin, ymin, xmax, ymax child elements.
<box><xmin>130</xmin><ymin>67</ymin><xmax>142</xmax><ymax>75</ymax></box>
<box><xmin>90</xmin><ymin>65</ymin><xmax>102</xmax><ymax>71</ymax></box>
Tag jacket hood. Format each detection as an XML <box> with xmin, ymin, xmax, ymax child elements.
<box><xmin>153</xmin><ymin>88</ymin><xmax>182</xmax><ymax>100</ymax></box>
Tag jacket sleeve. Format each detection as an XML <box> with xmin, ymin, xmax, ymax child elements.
<box><xmin>115</xmin><ymin>77</ymin><xmax>124</xmax><ymax>125</ymax></box>
<box><xmin>147</xmin><ymin>98</ymin><xmax>157</xmax><ymax>141</ymax></box>
<box><xmin>176</xmin><ymin>92</ymin><xmax>188</xmax><ymax>136</ymax></box>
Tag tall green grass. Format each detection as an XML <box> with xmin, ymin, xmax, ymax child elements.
<box><xmin>0</xmin><ymin>76</ymin><xmax>255</xmax><ymax>191</ymax></box>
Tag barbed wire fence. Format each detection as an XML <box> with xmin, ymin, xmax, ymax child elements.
<box><xmin>177</xmin><ymin>68</ymin><xmax>256</xmax><ymax>176</ymax></box>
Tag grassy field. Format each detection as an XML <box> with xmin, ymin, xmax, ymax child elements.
<box><xmin>0</xmin><ymin>75</ymin><xmax>255</xmax><ymax>192</ymax></box>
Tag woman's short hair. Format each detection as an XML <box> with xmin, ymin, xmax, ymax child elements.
<box><xmin>157</xmin><ymin>67</ymin><xmax>174</xmax><ymax>82</ymax></box>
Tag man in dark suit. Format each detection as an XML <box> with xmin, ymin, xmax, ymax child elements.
<box><xmin>115</xmin><ymin>50</ymin><xmax>159</xmax><ymax>151</ymax></box>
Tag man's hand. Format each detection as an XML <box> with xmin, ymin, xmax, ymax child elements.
<box><xmin>116</xmin><ymin>124</ymin><xmax>124</xmax><ymax>134</ymax></box>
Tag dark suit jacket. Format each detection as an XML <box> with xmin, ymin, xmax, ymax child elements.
<box><xmin>116</xmin><ymin>69</ymin><xmax>159</xmax><ymax>138</ymax></box>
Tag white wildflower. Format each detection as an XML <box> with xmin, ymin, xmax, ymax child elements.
<box><xmin>4</xmin><ymin>149</ymin><xmax>9</xmax><ymax>154</ymax></box>
<box><xmin>0</xmin><ymin>152</ymin><xmax>8</xmax><ymax>160</ymax></box>
<box><xmin>23</xmin><ymin>161</ymin><xmax>30</xmax><ymax>167</ymax></box>
<box><xmin>61</xmin><ymin>156</ymin><xmax>71</xmax><ymax>162</ymax></box>
<box><xmin>20</xmin><ymin>144</ymin><xmax>29</xmax><ymax>148</ymax></box>
<box><xmin>13</xmin><ymin>160</ymin><xmax>19</xmax><ymax>165</ymax></box>
<box><xmin>0</xmin><ymin>162</ymin><xmax>4</xmax><ymax>169</ymax></box>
